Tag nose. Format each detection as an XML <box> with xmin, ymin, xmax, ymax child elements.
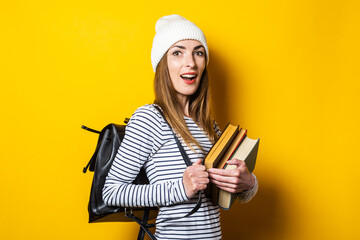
<box><xmin>185</xmin><ymin>54</ymin><xmax>196</xmax><ymax>69</ymax></box>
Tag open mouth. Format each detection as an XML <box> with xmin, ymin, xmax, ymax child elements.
<box><xmin>180</xmin><ymin>74</ymin><xmax>197</xmax><ymax>84</ymax></box>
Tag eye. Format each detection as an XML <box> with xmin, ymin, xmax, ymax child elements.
<box><xmin>172</xmin><ymin>51</ymin><xmax>181</xmax><ymax>56</ymax></box>
<box><xmin>195</xmin><ymin>51</ymin><xmax>204</xmax><ymax>56</ymax></box>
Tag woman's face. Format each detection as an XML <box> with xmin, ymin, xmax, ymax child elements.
<box><xmin>167</xmin><ymin>40</ymin><xmax>206</xmax><ymax>102</ymax></box>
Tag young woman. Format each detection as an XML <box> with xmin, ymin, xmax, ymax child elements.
<box><xmin>103</xmin><ymin>14</ymin><xmax>258</xmax><ymax>239</ymax></box>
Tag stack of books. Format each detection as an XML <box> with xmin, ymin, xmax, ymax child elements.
<box><xmin>204</xmin><ymin>123</ymin><xmax>260</xmax><ymax>210</ymax></box>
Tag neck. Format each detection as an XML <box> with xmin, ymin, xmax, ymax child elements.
<box><xmin>177</xmin><ymin>94</ymin><xmax>190</xmax><ymax>117</ymax></box>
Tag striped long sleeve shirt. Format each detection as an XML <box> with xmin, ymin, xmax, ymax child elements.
<box><xmin>103</xmin><ymin>104</ymin><xmax>258</xmax><ymax>239</ymax></box>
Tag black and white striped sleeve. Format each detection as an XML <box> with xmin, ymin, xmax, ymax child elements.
<box><xmin>102</xmin><ymin>106</ymin><xmax>189</xmax><ymax>208</ymax></box>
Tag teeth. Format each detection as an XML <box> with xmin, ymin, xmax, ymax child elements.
<box><xmin>181</xmin><ymin>74</ymin><xmax>196</xmax><ymax>78</ymax></box>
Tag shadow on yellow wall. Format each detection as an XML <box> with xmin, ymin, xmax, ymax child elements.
<box><xmin>210</xmin><ymin>50</ymin><xmax>288</xmax><ymax>239</ymax></box>
<box><xmin>222</xmin><ymin>181</ymin><xmax>285</xmax><ymax>239</ymax></box>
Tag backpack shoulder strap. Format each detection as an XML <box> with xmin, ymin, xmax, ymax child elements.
<box><xmin>152</xmin><ymin>105</ymin><xmax>202</xmax><ymax>221</ymax></box>
<box><xmin>126</xmin><ymin>105</ymin><xmax>203</xmax><ymax>229</ymax></box>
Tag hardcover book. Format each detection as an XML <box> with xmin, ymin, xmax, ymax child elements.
<box><xmin>204</xmin><ymin>123</ymin><xmax>259</xmax><ymax>209</ymax></box>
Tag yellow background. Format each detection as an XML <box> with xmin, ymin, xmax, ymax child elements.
<box><xmin>1</xmin><ymin>1</ymin><xmax>359</xmax><ymax>239</ymax></box>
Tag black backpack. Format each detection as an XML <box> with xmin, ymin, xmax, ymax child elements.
<box><xmin>82</xmin><ymin>121</ymin><xmax>157</xmax><ymax>239</ymax></box>
<box><xmin>82</xmin><ymin>106</ymin><xmax>202</xmax><ymax>240</ymax></box>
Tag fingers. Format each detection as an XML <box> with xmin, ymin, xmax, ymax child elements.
<box><xmin>186</xmin><ymin>168</ymin><xmax>209</xmax><ymax>180</ymax></box>
<box><xmin>210</xmin><ymin>178</ymin><xmax>241</xmax><ymax>193</ymax></box>
<box><xmin>208</xmin><ymin>172</ymin><xmax>240</xmax><ymax>185</ymax></box>
<box><xmin>226</xmin><ymin>158</ymin><xmax>245</xmax><ymax>166</ymax></box>
<box><xmin>209</xmin><ymin>173</ymin><xmax>251</xmax><ymax>193</ymax></box>
<box><xmin>208</xmin><ymin>166</ymin><xmax>241</xmax><ymax>177</ymax></box>
<box><xmin>208</xmin><ymin>159</ymin><xmax>255</xmax><ymax>193</ymax></box>
<box><xmin>183</xmin><ymin>159</ymin><xmax>209</xmax><ymax>198</ymax></box>
<box><xmin>190</xmin><ymin>159</ymin><xmax>206</xmax><ymax>172</ymax></box>
<box><xmin>207</xmin><ymin>159</ymin><xmax>247</xmax><ymax>176</ymax></box>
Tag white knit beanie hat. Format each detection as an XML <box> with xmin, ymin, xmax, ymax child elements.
<box><xmin>151</xmin><ymin>14</ymin><xmax>209</xmax><ymax>72</ymax></box>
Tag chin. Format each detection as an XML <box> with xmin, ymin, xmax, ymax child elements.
<box><xmin>184</xmin><ymin>87</ymin><xmax>199</xmax><ymax>96</ymax></box>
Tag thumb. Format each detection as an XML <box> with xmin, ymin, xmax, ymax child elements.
<box><xmin>227</xmin><ymin>158</ymin><xmax>245</xmax><ymax>167</ymax></box>
<box><xmin>192</xmin><ymin>158</ymin><xmax>203</xmax><ymax>166</ymax></box>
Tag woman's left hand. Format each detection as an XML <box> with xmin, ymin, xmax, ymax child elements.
<box><xmin>207</xmin><ymin>159</ymin><xmax>255</xmax><ymax>193</ymax></box>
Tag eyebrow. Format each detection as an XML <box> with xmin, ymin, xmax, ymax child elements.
<box><xmin>171</xmin><ymin>45</ymin><xmax>205</xmax><ymax>50</ymax></box>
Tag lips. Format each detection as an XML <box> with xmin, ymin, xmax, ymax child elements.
<box><xmin>180</xmin><ymin>72</ymin><xmax>197</xmax><ymax>84</ymax></box>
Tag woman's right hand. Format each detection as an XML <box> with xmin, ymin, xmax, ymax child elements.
<box><xmin>183</xmin><ymin>159</ymin><xmax>209</xmax><ymax>199</ymax></box>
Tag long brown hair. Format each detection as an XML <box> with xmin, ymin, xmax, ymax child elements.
<box><xmin>153</xmin><ymin>53</ymin><xmax>218</xmax><ymax>152</ymax></box>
